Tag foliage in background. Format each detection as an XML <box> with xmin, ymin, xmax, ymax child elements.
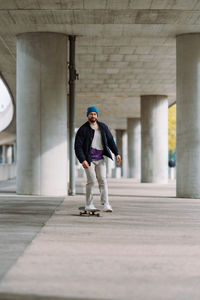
<box><xmin>168</xmin><ymin>104</ymin><xmax>176</xmax><ymax>160</ymax></box>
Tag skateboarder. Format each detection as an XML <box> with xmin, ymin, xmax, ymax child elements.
<box><xmin>75</xmin><ymin>106</ymin><xmax>121</xmax><ymax>212</ymax></box>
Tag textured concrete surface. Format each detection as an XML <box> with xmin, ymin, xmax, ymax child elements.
<box><xmin>141</xmin><ymin>95</ymin><xmax>168</xmax><ymax>183</ymax></box>
<box><xmin>3</xmin><ymin>0</ymin><xmax>200</xmax><ymax>138</ymax></box>
<box><xmin>16</xmin><ymin>32</ymin><xmax>68</xmax><ymax>196</ymax></box>
<box><xmin>0</xmin><ymin>180</ymin><xmax>64</xmax><ymax>282</ymax></box>
<box><xmin>0</xmin><ymin>164</ymin><xmax>16</xmax><ymax>181</ymax></box>
<box><xmin>127</xmin><ymin>118</ymin><xmax>141</xmax><ymax>179</ymax></box>
<box><xmin>0</xmin><ymin>177</ymin><xmax>200</xmax><ymax>299</ymax></box>
<box><xmin>176</xmin><ymin>33</ymin><xmax>200</xmax><ymax>198</ymax></box>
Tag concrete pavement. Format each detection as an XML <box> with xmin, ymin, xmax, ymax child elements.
<box><xmin>0</xmin><ymin>178</ymin><xmax>200</xmax><ymax>299</ymax></box>
<box><xmin>0</xmin><ymin>179</ymin><xmax>64</xmax><ymax>283</ymax></box>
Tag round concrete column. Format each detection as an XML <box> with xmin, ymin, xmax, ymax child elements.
<box><xmin>116</xmin><ymin>129</ymin><xmax>128</xmax><ymax>178</ymax></box>
<box><xmin>16</xmin><ymin>33</ymin><xmax>68</xmax><ymax>195</ymax></box>
<box><xmin>176</xmin><ymin>33</ymin><xmax>200</xmax><ymax>198</ymax></box>
<box><xmin>106</xmin><ymin>155</ymin><xmax>114</xmax><ymax>178</ymax></box>
<box><xmin>7</xmin><ymin>145</ymin><xmax>12</xmax><ymax>164</ymax></box>
<box><xmin>2</xmin><ymin>145</ymin><xmax>6</xmax><ymax>164</ymax></box>
<box><xmin>13</xmin><ymin>142</ymin><xmax>16</xmax><ymax>163</ymax></box>
<box><xmin>141</xmin><ymin>95</ymin><xmax>168</xmax><ymax>183</ymax></box>
<box><xmin>127</xmin><ymin>118</ymin><xmax>141</xmax><ymax>179</ymax></box>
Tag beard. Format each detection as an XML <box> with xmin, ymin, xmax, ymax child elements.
<box><xmin>88</xmin><ymin>117</ymin><xmax>97</xmax><ymax>123</ymax></box>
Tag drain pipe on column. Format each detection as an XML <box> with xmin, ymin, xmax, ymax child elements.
<box><xmin>68</xmin><ymin>35</ymin><xmax>79</xmax><ymax>195</ymax></box>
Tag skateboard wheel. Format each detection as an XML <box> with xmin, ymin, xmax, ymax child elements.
<box><xmin>97</xmin><ymin>213</ymin><xmax>100</xmax><ymax>217</ymax></box>
<box><xmin>80</xmin><ymin>212</ymin><xmax>82</xmax><ymax>216</ymax></box>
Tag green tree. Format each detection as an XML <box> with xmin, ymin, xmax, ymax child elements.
<box><xmin>168</xmin><ymin>104</ymin><xmax>176</xmax><ymax>159</ymax></box>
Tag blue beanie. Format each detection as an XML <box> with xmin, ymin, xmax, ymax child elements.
<box><xmin>87</xmin><ymin>106</ymin><xmax>99</xmax><ymax>117</ymax></box>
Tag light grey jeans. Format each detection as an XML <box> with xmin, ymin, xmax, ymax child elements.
<box><xmin>84</xmin><ymin>159</ymin><xmax>108</xmax><ymax>206</ymax></box>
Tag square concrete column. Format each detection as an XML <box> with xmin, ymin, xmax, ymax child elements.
<box><xmin>176</xmin><ymin>33</ymin><xmax>200</xmax><ymax>198</ymax></box>
<box><xmin>127</xmin><ymin>118</ymin><xmax>141</xmax><ymax>179</ymax></box>
<box><xmin>141</xmin><ymin>95</ymin><xmax>168</xmax><ymax>183</ymax></box>
<box><xmin>16</xmin><ymin>33</ymin><xmax>68</xmax><ymax>195</ymax></box>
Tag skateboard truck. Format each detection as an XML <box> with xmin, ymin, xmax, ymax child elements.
<box><xmin>79</xmin><ymin>206</ymin><xmax>101</xmax><ymax>217</ymax></box>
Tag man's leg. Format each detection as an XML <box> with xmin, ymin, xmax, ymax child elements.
<box><xmin>84</xmin><ymin>163</ymin><xmax>96</xmax><ymax>207</ymax></box>
<box><xmin>95</xmin><ymin>159</ymin><xmax>110</xmax><ymax>208</ymax></box>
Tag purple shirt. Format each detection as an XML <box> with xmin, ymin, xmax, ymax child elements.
<box><xmin>90</xmin><ymin>147</ymin><xmax>103</xmax><ymax>161</ymax></box>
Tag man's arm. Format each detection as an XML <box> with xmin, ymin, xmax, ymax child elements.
<box><xmin>74</xmin><ymin>128</ymin><xmax>86</xmax><ymax>164</ymax></box>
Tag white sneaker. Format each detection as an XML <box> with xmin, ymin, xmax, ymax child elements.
<box><xmin>85</xmin><ymin>204</ymin><xmax>97</xmax><ymax>211</ymax></box>
<box><xmin>103</xmin><ymin>203</ymin><xmax>113</xmax><ymax>212</ymax></box>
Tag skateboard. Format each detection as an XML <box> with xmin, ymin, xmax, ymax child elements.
<box><xmin>79</xmin><ymin>206</ymin><xmax>101</xmax><ymax>217</ymax></box>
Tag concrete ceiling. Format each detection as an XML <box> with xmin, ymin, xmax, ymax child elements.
<box><xmin>1</xmin><ymin>0</ymin><xmax>200</xmax><ymax>136</ymax></box>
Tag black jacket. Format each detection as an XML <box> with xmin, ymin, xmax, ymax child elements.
<box><xmin>74</xmin><ymin>121</ymin><xmax>119</xmax><ymax>165</ymax></box>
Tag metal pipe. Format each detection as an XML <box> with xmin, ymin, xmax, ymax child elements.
<box><xmin>68</xmin><ymin>35</ymin><xmax>77</xmax><ymax>195</ymax></box>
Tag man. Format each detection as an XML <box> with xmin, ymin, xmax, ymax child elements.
<box><xmin>75</xmin><ymin>106</ymin><xmax>121</xmax><ymax>212</ymax></box>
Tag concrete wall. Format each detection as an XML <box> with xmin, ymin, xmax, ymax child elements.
<box><xmin>0</xmin><ymin>164</ymin><xmax>16</xmax><ymax>181</ymax></box>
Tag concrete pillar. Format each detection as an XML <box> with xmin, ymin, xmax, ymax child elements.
<box><xmin>13</xmin><ymin>142</ymin><xmax>17</xmax><ymax>163</ymax></box>
<box><xmin>7</xmin><ymin>145</ymin><xmax>12</xmax><ymax>164</ymax></box>
<box><xmin>16</xmin><ymin>33</ymin><xmax>68</xmax><ymax>195</ymax></box>
<box><xmin>141</xmin><ymin>95</ymin><xmax>168</xmax><ymax>183</ymax></box>
<box><xmin>176</xmin><ymin>33</ymin><xmax>200</xmax><ymax>198</ymax></box>
<box><xmin>111</xmin><ymin>134</ymin><xmax>118</xmax><ymax>178</ymax></box>
<box><xmin>115</xmin><ymin>130</ymin><xmax>122</xmax><ymax>178</ymax></box>
<box><xmin>2</xmin><ymin>145</ymin><xmax>6</xmax><ymax>164</ymax></box>
<box><xmin>106</xmin><ymin>154</ymin><xmax>115</xmax><ymax>178</ymax></box>
<box><xmin>127</xmin><ymin>118</ymin><xmax>141</xmax><ymax>179</ymax></box>
<box><xmin>122</xmin><ymin>131</ymin><xmax>128</xmax><ymax>178</ymax></box>
<box><xmin>116</xmin><ymin>129</ymin><xmax>128</xmax><ymax>178</ymax></box>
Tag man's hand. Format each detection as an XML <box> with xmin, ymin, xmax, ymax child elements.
<box><xmin>116</xmin><ymin>155</ymin><xmax>121</xmax><ymax>165</ymax></box>
<box><xmin>82</xmin><ymin>160</ymin><xmax>89</xmax><ymax>169</ymax></box>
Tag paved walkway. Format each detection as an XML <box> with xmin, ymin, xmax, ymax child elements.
<box><xmin>0</xmin><ymin>178</ymin><xmax>200</xmax><ymax>300</ymax></box>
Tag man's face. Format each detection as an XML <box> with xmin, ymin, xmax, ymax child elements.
<box><xmin>88</xmin><ymin>111</ymin><xmax>97</xmax><ymax>123</ymax></box>
<box><xmin>88</xmin><ymin>112</ymin><xmax>97</xmax><ymax>123</ymax></box>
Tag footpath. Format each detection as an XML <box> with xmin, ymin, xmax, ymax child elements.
<box><xmin>0</xmin><ymin>178</ymin><xmax>200</xmax><ymax>300</ymax></box>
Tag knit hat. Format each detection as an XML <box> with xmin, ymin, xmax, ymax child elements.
<box><xmin>87</xmin><ymin>106</ymin><xmax>99</xmax><ymax>117</ymax></box>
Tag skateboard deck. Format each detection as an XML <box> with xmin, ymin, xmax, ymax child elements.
<box><xmin>79</xmin><ymin>206</ymin><xmax>101</xmax><ymax>217</ymax></box>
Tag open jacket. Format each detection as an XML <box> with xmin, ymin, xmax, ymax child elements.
<box><xmin>74</xmin><ymin>121</ymin><xmax>119</xmax><ymax>165</ymax></box>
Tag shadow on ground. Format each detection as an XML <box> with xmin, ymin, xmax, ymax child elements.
<box><xmin>0</xmin><ymin>293</ymin><xmax>107</xmax><ymax>300</ymax></box>
<box><xmin>0</xmin><ymin>196</ymin><xmax>64</xmax><ymax>281</ymax></box>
